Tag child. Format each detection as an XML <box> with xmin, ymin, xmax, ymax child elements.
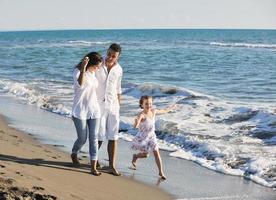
<box><xmin>131</xmin><ymin>95</ymin><xmax>176</xmax><ymax>180</ymax></box>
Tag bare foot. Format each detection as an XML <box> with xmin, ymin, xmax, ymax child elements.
<box><xmin>109</xmin><ymin>167</ymin><xmax>121</xmax><ymax>176</ymax></box>
<box><xmin>159</xmin><ymin>173</ymin><xmax>167</xmax><ymax>180</ymax></box>
<box><xmin>91</xmin><ymin>169</ymin><xmax>102</xmax><ymax>176</ymax></box>
<box><xmin>96</xmin><ymin>161</ymin><xmax>102</xmax><ymax>169</ymax></box>
<box><xmin>131</xmin><ymin>155</ymin><xmax>137</xmax><ymax>170</ymax></box>
<box><xmin>71</xmin><ymin>153</ymin><xmax>80</xmax><ymax>166</ymax></box>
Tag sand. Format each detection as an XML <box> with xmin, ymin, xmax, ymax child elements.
<box><xmin>0</xmin><ymin>115</ymin><xmax>171</xmax><ymax>200</ymax></box>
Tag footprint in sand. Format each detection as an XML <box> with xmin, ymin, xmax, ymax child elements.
<box><xmin>70</xmin><ymin>194</ymin><xmax>85</xmax><ymax>200</ymax></box>
<box><xmin>0</xmin><ymin>165</ymin><xmax>5</xmax><ymax>168</ymax></box>
<box><xmin>32</xmin><ymin>186</ymin><xmax>45</xmax><ymax>191</ymax></box>
<box><xmin>15</xmin><ymin>172</ymin><xmax>24</xmax><ymax>177</ymax></box>
<box><xmin>0</xmin><ymin>177</ymin><xmax>14</xmax><ymax>184</ymax></box>
<box><xmin>9</xmin><ymin>186</ymin><xmax>20</xmax><ymax>192</ymax></box>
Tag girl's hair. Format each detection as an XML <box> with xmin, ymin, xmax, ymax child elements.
<box><xmin>76</xmin><ymin>52</ymin><xmax>103</xmax><ymax>70</ymax></box>
<box><xmin>139</xmin><ymin>95</ymin><xmax>153</xmax><ymax>109</ymax></box>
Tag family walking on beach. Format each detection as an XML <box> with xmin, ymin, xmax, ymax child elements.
<box><xmin>71</xmin><ymin>43</ymin><xmax>174</xmax><ymax>179</ymax></box>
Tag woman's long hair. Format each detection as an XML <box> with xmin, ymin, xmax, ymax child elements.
<box><xmin>76</xmin><ymin>52</ymin><xmax>103</xmax><ymax>71</ymax></box>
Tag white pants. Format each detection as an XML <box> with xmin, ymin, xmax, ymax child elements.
<box><xmin>98</xmin><ymin>106</ymin><xmax>120</xmax><ymax>141</ymax></box>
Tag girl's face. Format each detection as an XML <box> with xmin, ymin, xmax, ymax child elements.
<box><xmin>142</xmin><ymin>98</ymin><xmax>153</xmax><ymax>110</ymax></box>
<box><xmin>87</xmin><ymin>62</ymin><xmax>102</xmax><ymax>72</ymax></box>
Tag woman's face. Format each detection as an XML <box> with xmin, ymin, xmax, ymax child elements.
<box><xmin>142</xmin><ymin>98</ymin><xmax>153</xmax><ymax>110</ymax></box>
<box><xmin>87</xmin><ymin>62</ymin><xmax>102</xmax><ymax>72</ymax></box>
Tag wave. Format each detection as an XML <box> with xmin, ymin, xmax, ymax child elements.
<box><xmin>1</xmin><ymin>78</ymin><xmax>276</xmax><ymax>188</ymax></box>
<box><xmin>0</xmin><ymin>40</ymin><xmax>112</xmax><ymax>49</ymax></box>
<box><xmin>68</xmin><ymin>40</ymin><xmax>111</xmax><ymax>45</ymax></box>
<box><xmin>120</xmin><ymin>85</ymin><xmax>276</xmax><ymax>188</ymax></box>
<box><xmin>123</xmin><ymin>82</ymin><xmax>205</xmax><ymax>99</ymax></box>
<box><xmin>210</xmin><ymin>42</ymin><xmax>276</xmax><ymax>49</ymax></box>
<box><xmin>120</xmin><ymin>114</ymin><xmax>276</xmax><ymax>188</ymax></box>
<box><xmin>0</xmin><ymin>80</ymin><xmax>71</xmax><ymax>116</ymax></box>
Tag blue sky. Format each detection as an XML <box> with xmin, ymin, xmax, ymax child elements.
<box><xmin>0</xmin><ymin>0</ymin><xmax>276</xmax><ymax>31</ymax></box>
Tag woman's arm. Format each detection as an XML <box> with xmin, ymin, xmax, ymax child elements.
<box><xmin>133</xmin><ymin>113</ymin><xmax>144</xmax><ymax>129</ymax></box>
<box><xmin>77</xmin><ymin>57</ymin><xmax>89</xmax><ymax>86</ymax></box>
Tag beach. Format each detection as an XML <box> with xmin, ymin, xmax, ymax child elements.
<box><xmin>0</xmin><ymin>113</ymin><xmax>171</xmax><ymax>200</ymax></box>
<box><xmin>0</xmin><ymin>96</ymin><xmax>275</xmax><ymax>200</ymax></box>
<box><xmin>0</xmin><ymin>29</ymin><xmax>276</xmax><ymax>199</ymax></box>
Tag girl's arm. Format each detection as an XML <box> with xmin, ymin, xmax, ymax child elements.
<box><xmin>133</xmin><ymin>113</ymin><xmax>144</xmax><ymax>129</ymax></box>
<box><xmin>78</xmin><ymin>57</ymin><xmax>89</xmax><ymax>86</ymax></box>
<box><xmin>155</xmin><ymin>104</ymin><xmax>177</xmax><ymax>115</ymax></box>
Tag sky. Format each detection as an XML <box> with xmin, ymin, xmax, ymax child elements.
<box><xmin>0</xmin><ymin>0</ymin><xmax>276</xmax><ymax>31</ymax></box>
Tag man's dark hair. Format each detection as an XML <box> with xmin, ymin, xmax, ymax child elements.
<box><xmin>109</xmin><ymin>43</ymin><xmax>121</xmax><ymax>54</ymax></box>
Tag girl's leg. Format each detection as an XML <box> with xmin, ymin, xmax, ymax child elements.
<box><xmin>131</xmin><ymin>152</ymin><xmax>148</xmax><ymax>169</ymax></box>
<box><xmin>71</xmin><ymin>117</ymin><xmax>88</xmax><ymax>165</ymax></box>
<box><xmin>153</xmin><ymin>150</ymin><xmax>166</xmax><ymax>180</ymax></box>
<box><xmin>87</xmin><ymin>118</ymin><xmax>101</xmax><ymax>176</ymax></box>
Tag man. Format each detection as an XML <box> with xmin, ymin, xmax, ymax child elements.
<box><xmin>96</xmin><ymin>43</ymin><xmax>123</xmax><ymax>176</ymax></box>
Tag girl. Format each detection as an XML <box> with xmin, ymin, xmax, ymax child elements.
<box><xmin>131</xmin><ymin>95</ymin><xmax>176</xmax><ymax>180</ymax></box>
<box><xmin>71</xmin><ymin>52</ymin><xmax>103</xmax><ymax>176</ymax></box>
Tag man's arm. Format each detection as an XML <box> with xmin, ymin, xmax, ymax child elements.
<box><xmin>117</xmin><ymin>94</ymin><xmax>121</xmax><ymax>105</ymax></box>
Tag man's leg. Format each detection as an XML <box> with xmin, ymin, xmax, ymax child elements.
<box><xmin>106</xmin><ymin>111</ymin><xmax>121</xmax><ymax>176</ymax></box>
<box><xmin>96</xmin><ymin>140</ymin><xmax>103</xmax><ymax>168</ymax></box>
<box><xmin>97</xmin><ymin>111</ymin><xmax>106</xmax><ymax>168</ymax></box>
<box><xmin>107</xmin><ymin>140</ymin><xmax>121</xmax><ymax>175</ymax></box>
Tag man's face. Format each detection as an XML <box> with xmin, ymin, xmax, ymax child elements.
<box><xmin>105</xmin><ymin>49</ymin><xmax>120</xmax><ymax>67</ymax></box>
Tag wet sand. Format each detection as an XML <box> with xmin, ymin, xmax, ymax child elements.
<box><xmin>0</xmin><ymin>115</ymin><xmax>171</xmax><ymax>200</ymax></box>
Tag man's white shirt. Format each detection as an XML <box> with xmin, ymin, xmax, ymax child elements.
<box><xmin>96</xmin><ymin>62</ymin><xmax>123</xmax><ymax>113</ymax></box>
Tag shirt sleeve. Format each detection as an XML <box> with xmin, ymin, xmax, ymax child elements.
<box><xmin>116</xmin><ymin>70</ymin><xmax>122</xmax><ymax>95</ymax></box>
<box><xmin>73</xmin><ymin>68</ymin><xmax>83</xmax><ymax>89</ymax></box>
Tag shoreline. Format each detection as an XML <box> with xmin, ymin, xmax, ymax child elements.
<box><xmin>0</xmin><ymin>96</ymin><xmax>275</xmax><ymax>200</ymax></box>
<box><xmin>0</xmin><ymin>114</ymin><xmax>171</xmax><ymax>200</ymax></box>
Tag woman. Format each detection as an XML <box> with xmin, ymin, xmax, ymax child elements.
<box><xmin>71</xmin><ymin>52</ymin><xmax>103</xmax><ymax>176</ymax></box>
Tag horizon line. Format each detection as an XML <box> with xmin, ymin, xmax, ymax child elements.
<box><xmin>1</xmin><ymin>27</ymin><xmax>276</xmax><ymax>33</ymax></box>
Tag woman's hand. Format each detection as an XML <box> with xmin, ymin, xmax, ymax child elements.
<box><xmin>80</xmin><ymin>57</ymin><xmax>89</xmax><ymax>72</ymax></box>
<box><xmin>78</xmin><ymin>57</ymin><xmax>89</xmax><ymax>86</ymax></box>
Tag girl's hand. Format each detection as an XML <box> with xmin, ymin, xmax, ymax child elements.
<box><xmin>80</xmin><ymin>57</ymin><xmax>89</xmax><ymax>72</ymax></box>
<box><xmin>133</xmin><ymin>113</ymin><xmax>144</xmax><ymax>129</ymax></box>
<box><xmin>169</xmin><ymin>104</ymin><xmax>178</xmax><ymax>110</ymax></box>
<box><xmin>155</xmin><ymin>103</ymin><xmax>178</xmax><ymax>115</ymax></box>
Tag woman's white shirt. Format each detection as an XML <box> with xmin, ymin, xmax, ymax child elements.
<box><xmin>72</xmin><ymin>68</ymin><xmax>101</xmax><ymax>120</ymax></box>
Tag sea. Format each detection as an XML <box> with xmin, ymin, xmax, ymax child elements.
<box><xmin>0</xmin><ymin>29</ymin><xmax>275</xmax><ymax>189</ymax></box>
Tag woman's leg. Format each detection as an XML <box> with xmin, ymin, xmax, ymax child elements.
<box><xmin>153</xmin><ymin>150</ymin><xmax>166</xmax><ymax>180</ymax></box>
<box><xmin>71</xmin><ymin>117</ymin><xmax>88</xmax><ymax>165</ymax></box>
<box><xmin>87</xmin><ymin>118</ymin><xmax>101</xmax><ymax>176</ymax></box>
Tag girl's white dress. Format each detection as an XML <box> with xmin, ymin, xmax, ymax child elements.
<box><xmin>131</xmin><ymin>112</ymin><xmax>159</xmax><ymax>152</ymax></box>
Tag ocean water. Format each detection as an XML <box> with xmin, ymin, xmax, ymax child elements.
<box><xmin>0</xmin><ymin>29</ymin><xmax>275</xmax><ymax>188</ymax></box>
